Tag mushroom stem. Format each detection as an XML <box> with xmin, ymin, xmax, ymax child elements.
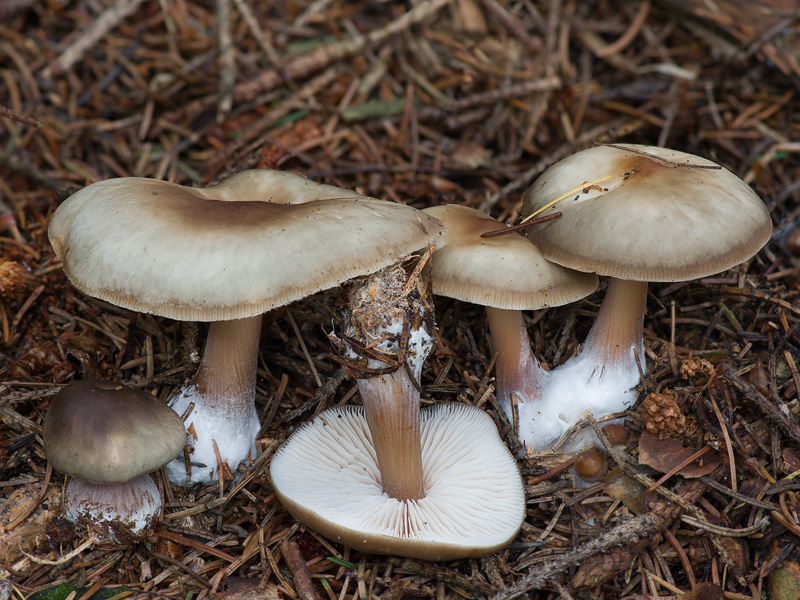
<box><xmin>333</xmin><ymin>263</ymin><xmax>433</xmax><ymax>502</ymax></box>
<box><xmin>581</xmin><ymin>278</ymin><xmax>647</xmax><ymax>375</ymax></box>
<box><xmin>167</xmin><ymin>315</ymin><xmax>263</xmax><ymax>484</ymax></box>
<box><xmin>357</xmin><ymin>368</ymin><xmax>425</xmax><ymax>501</ymax></box>
<box><xmin>192</xmin><ymin>316</ymin><xmax>262</xmax><ymax>404</ymax></box>
<box><xmin>523</xmin><ymin>278</ymin><xmax>646</xmax><ymax>451</ymax></box>
<box><xmin>64</xmin><ymin>474</ymin><xmax>162</xmax><ymax>536</ymax></box>
<box><xmin>485</xmin><ymin>307</ymin><xmax>547</xmax><ymax>412</ymax></box>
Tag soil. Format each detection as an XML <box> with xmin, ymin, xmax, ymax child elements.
<box><xmin>2</xmin><ymin>1</ymin><xmax>800</xmax><ymax>599</ymax></box>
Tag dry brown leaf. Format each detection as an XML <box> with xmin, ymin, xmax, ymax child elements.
<box><xmin>638</xmin><ymin>431</ymin><xmax>720</xmax><ymax>478</ymax></box>
<box><xmin>783</xmin><ymin>447</ymin><xmax>800</xmax><ymax>473</ymax></box>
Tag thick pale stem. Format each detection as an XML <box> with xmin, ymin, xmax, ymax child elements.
<box><xmin>485</xmin><ymin>307</ymin><xmax>546</xmax><ymax>406</ymax></box>
<box><xmin>514</xmin><ymin>279</ymin><xmax>646</xmax><ymax>451</ymax></box>
<box><xmin>337</xmin><ymin>263</ymin><xmax>432</xmax><ymax>501</ymax></box>
<box><xmin>358</xmin><ymin>368</ymin><xmax>424</xmax><ymax>501</ymax></box>
<box><xmin>582</xmin><ymin>278</ymin><xmax>647</xmax><ymax>372</ymax></box>
<box><xmin>166</xmin><ymin>315</ymin><xmax>263</xmax><ymax>485</ymax></box>
<box><xmin>65</xmin><ymin>474</ymin><xmax>161</xmax><ymax>536</ymax></box>
<box><xmin>193</xmin><ymin>315</ymin><xmax>262</xmax><ymax>408</ymax></box>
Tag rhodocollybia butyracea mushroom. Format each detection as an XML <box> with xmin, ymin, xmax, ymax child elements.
<box><xmin>423</xmin><ymin>205</ymin><xmax>597</xmax><ymax>448</ymax></box>
<box><xmin>270</xmin><ymin>261</ymin><xmax>525</xmax><ymax>560</ymax></box>
<box><xmin>520</xmin><ymin>144</ymin><xmax>772</xmax><ymax>450</ymax></box>
<box><xmin>49</xmin><ymin>169</ymin><xmax>445</xmax><ymax>485</ymax></box>
<box><xmin>42</xmin><ymin>380</ymin><xmax>185</xmax><ymax>538</ymax></box>
<box><xmin>331</xmin><ymin>262</ymin><xmax>433</xmax><ymax>501</ymax></box>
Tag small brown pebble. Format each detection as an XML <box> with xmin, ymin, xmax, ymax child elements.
<box><xmin>682</xmin><ymin>582</ymin><xmax>724</xmax><ymax>600</ymax></box>
<box><xmin>575</xmin><ymin>449</ymin><xmax>608</xmax><ymax>482</ymax></box>
<box><xmin>155</xmin><ymin>539</ymin><xmax>183</xmax><ymax>560</ymax></box>
<box><xmin>601</xmin><ymin>423</ymin><xmax>629</xmax><ymax>445</ymax></box>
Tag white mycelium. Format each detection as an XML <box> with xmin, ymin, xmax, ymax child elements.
<box><xmin>65</xmin><ymin>474</ymin><xmax>162</xmax><ymax>536</ymax></box>
<box><xmin>519</xmin><ymin>144</ymin><xmax>772</xmax><ymax>451</ymax></box>
<box><xmin>521</xmin><ymin>350</ymin><xmax>640</xmax><ymax>451</ymax></box>
<box><xmin>166</xmin><ymin>384</ymin><xmax>260</xmax><ymax>485</ymax></box>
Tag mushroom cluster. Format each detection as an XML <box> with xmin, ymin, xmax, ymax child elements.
<box><xmin>45</xmin><ymin>144</ymin><xmax>772</xmax><ymax>559</ymax></box>
<box><xmin>49</xmin><ymin>169</ymin><xmax>445</xmax><ymax>485</ymax></box>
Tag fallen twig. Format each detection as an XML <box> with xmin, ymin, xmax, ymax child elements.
<box><xmin>21</xmin><ymin>535</ymin><xmax>97</xmax><ymax>566</ymax></box>
<box><xmin>6</xmin><ymin>463</ymin><xmax>51</xmax><ymax>531</ymax></box>
<box><xmin>723</xmin><ymin>363</ymin><xmax>800</xmax><ymax>446</ymax></box>
<box><xmin>490</xmin><ymin>513</ymin><xmax>663</xmax><ymax>600</ymax></box>
<box><xmin>166</xmin><ymin>0</ymin><xmax>453</xmax><ymax>125</ymax></box>
<box><xmin>44</xmin><ymin>0</ymin><xmax>147</xmax><ymax>76</ymax></box>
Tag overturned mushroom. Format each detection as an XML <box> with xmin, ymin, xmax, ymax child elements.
<box><xmin>271</xmin><ymin>403</ymin><xmax>524</xmax><ymax>560</ymax></box>
<box><xmin>271</xmin><ymin>262</ymin><xmax>525</xmax><ymax>559</ymax></box>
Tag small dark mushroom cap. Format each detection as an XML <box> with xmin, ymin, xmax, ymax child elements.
<box><xmin>522</xmin><ymin>144</ymin><xmax>772</xmax><ymax>281</ymax></box>
<box><xmin>423</xmin><ymin>205</ymin><xmax>597</xmax><ymax>309</ymax></box>
<box><xmin>43</xmin><ymin>380</ymin><xmax>186</xmax><ymax>484</ymax></box>
<box><xmin>49</xmin><ymin>169</ymin><xmax>445</xmax><ymax>321</ymax></box>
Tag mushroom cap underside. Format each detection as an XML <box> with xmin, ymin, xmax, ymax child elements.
<box><xmin>522</xmin><ymin>144</ymin><xmax>772</xmax><ymax>281</ymax></box>
<box><xmin>269</xmin><ymin>403</ymin><xmax>525</xmax><ymax>561</ymax></box>
<box><xmin>49</xmin><ymin>170</ymin><xmax>445</xmax><ymax>321</ymax></box>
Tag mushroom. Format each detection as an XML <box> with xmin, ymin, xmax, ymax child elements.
<box><xmin>272</xmin><ymin>260</ymin><xmax>525</xmax><ymax>559</ymax></box>
<box><xmin>270</xmin><ymin>403</ymin><xmax>524</xmax><ymax>560</ymax></box>
<box><xmin>601</xmin><ymin>423</ymin><xmax>629</xmax><ymax>446</ymax></box>
<box><xmin>42</xmin><ymin>379</ymin><xmax>185</xmax><ymax>537</ymax></box>
<box><xmin>521</xmin><ymin>144</ymin><xmax>772</xmax><ymax>449</ymax></box>
<box><xmin>329</xmin><ymin>262</ymin><xmax>434</xmax><ymax>502</ymax></box>
<box><xmin>49</xmin><ymin>169</ymin><xmax>445</xmax><ymax>485</ymax></box>
<box><xmin>422</xmin><ymin>205</ymin><xmax>597</xmax><ymax>447</ymax></box>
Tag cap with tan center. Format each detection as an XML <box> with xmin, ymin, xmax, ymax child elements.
<box><xmin>43</xmin><ymin>379</ymin><xmax>186</xmax><ymax>484</ymax></box>
<box><xmin>49</xmin><ymin>170</ymin><xmax>446</xmax><ymax>321</ymax></box>
<box><xmin>270</xmin><ymin>403</ymin><xmax>525</xmax><ymax>560</ymax></box>
<box><xmin>423</xmin><ymin>204</ymin><xmax>598</xmax><ymax>308</ymax></box>
<box><xmin>522</xmin><ymin>144</ymin><xmax>772</xmax><ymax>281</ymax></box>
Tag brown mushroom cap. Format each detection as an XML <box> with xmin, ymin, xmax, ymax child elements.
<box><xmin>270</xmin><ymin>403</ymin><xmax>525</xmax><ymax>560</ymax></box>
<box><xmin>423</xmin><ymin>205</ymin><xmax>598</xmax><ymax>309</ymax></box>
<box><xmin>43</xmin><ymin>380</ymin><xmax>186</xmax><ymax>484</ymax></box>
<box><xmin>49</xmin><ymin>170</ymin><xmax>445</xmax><ymax>321</ymax></box>
<box><xmin>522</xmin><ymin>144</ymin><xmax>772</xmax><ymax>281</ymax></box>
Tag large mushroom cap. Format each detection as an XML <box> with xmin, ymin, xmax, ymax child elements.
<box><xmin>43</xmin><ymin>380</ymin><xmax>186</xmax><ymax>484</ymax></box>
<box><xmin>424</xmin><ymin>205</ymin><xmax>598</xmax><ymax>309</ymax></box>
<box><xmin>49</xmin><ymin>170</ymin><xmax>445</xmax><ymax>321</ymax></box>
<box><xmin>270</xmin><ymin>403</ymin><xmax>525</xmax><ymax>560</ymax></box>
<box><xmin>522</xmin><ymin>144</ymin><xmax>772</xmax><ymax>281</ymax></box>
